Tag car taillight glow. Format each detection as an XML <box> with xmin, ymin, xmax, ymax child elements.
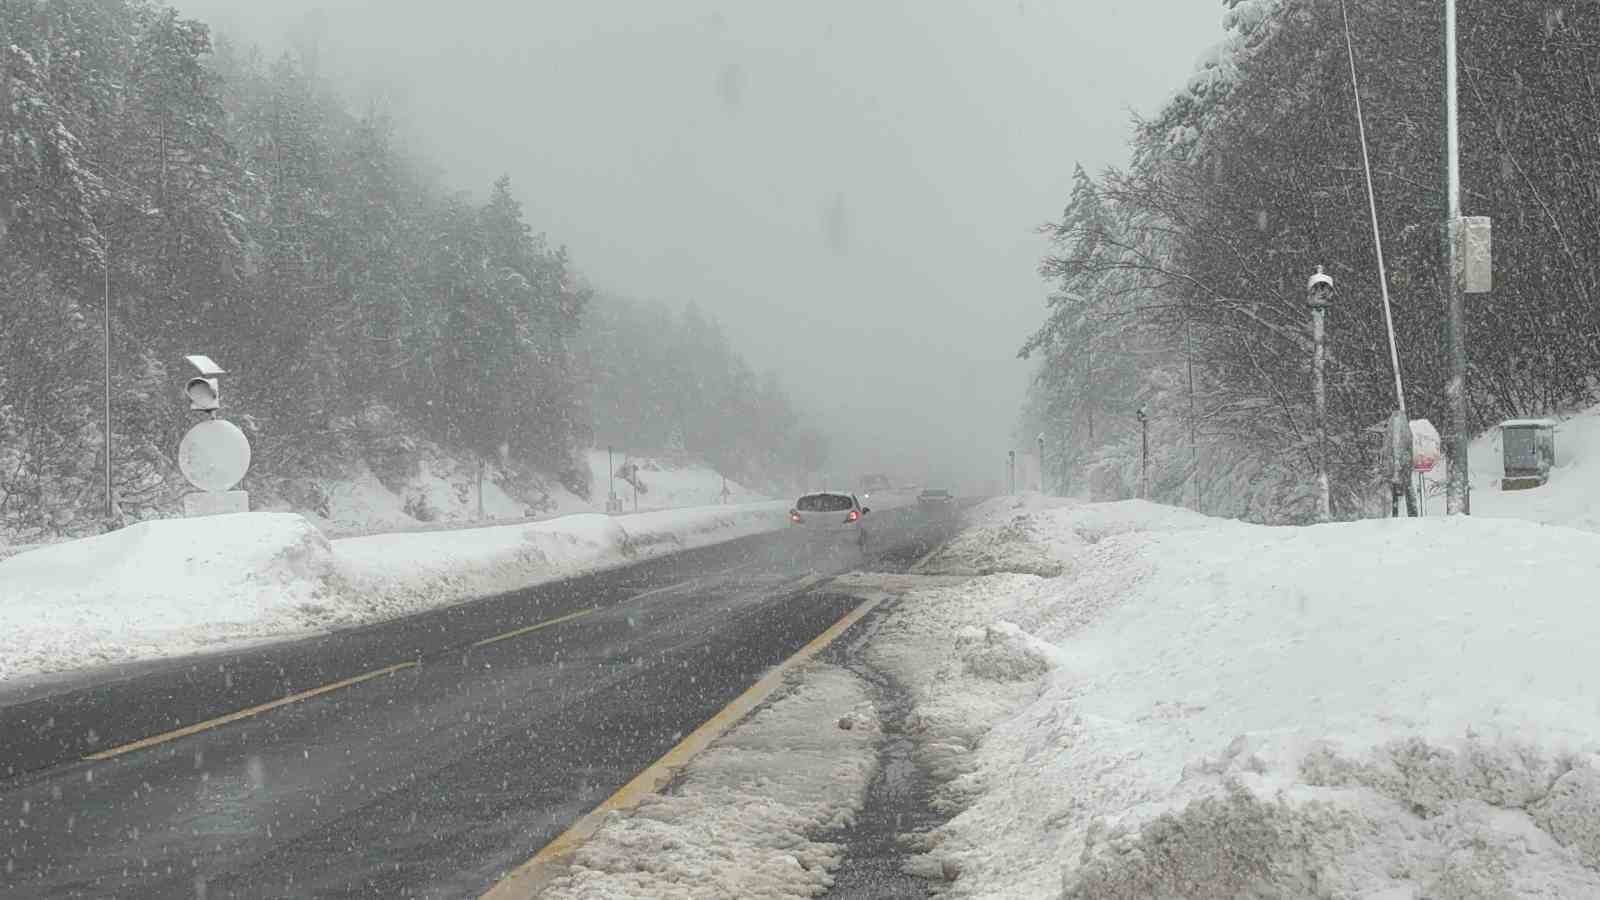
<box><xmin>846</xmin><ymin>509</ymin><xmax>859</xmax><ymax>522</ymax></box>
<box><xmin>789</xmin><ymin>510</ymin><xmax>802</xmax><ymax>523</ymax></box>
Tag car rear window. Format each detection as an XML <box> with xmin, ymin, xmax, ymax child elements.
<box><xmin>797</xmin><ymin>494</ymin><xmax>854</xmax><ymax>512</ymax></box>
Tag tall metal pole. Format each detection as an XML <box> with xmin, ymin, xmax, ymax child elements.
<box><xmin>1309</xmin><ymin>267</ymin><xmax>1333</xmax><ymax>522</ymax></box>
<box><xmin>1340</xmin><ymin>0</ymin><xmax>1407</xmax><ymax>421</ymax></box>
<box><xmin>103</xmin><ymin>246</ymin><xmax>113</xmax><ymax>524</ymax></box>
<box><xmin>1184</xmin><ymin>308</ymin><xmax>1199</xmax><ymax>511</ymax></box>
<box><xmin>1141</xmin><ymin>420</ymin><xmax>1149</xmax><ymax>499</ymax></box>
<box><xmin>1008</xmin><ymin>450</ymin><xmax>1015</xmax><ymax>494</ymax></box>
<box><xmin>1136</xmin><ymin>408</ymin><xmax>1148</xmax><ymax>500</ymax></box>
<box><xmin>1444</xmin><ymin>0</ymin><xmax>1470</xmax><ymax>514</ymax></box>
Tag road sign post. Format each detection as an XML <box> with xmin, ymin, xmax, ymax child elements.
<box><xmin>178</xmin><ymin>355</ymin><xmax>250</xmax><ymax>517</ymax></box>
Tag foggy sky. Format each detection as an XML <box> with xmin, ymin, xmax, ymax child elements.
<box><xmin>182</xmin><ymin>0</ymin><xmax>1224</xmax><ymax>492</ymax></box>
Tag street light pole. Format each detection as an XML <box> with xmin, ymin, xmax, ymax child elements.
<box><xmin>1184</xmin><ymin>307</ymin><xmax>1199</xmax><ymax>511</ymax></box>
<box><xmin>1135</xmin><ymin>407</ymin><xmax>1148</xmax><ymax>500</ymax></box>
<box><xmin>1308</xmin><ymin>266</ymin><xmax>1334</xmax><ymax>522</ymax></box>
<box><xmin>1443</xmin><ymin>0</ymin><xmax>1470</xmax><ymax>515</ymax></box>
<box><xmin>103</xmin><ymin>245</ymin><xmax>113</xmax><ymax>525</ymax></box>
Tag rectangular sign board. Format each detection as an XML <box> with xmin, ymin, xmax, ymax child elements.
<box><xmin>1452</xmin><ymin>216</ymin><xmax>1492</xmax><ymax>294</ymax></box>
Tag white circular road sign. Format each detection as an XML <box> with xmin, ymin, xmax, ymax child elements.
<box><xmin>178</xmin><ymin>418</ymin><xmax>252</xmax><ymax>492</ymax></box>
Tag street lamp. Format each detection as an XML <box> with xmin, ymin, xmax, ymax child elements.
<box><xmin>1307</xmin><ymin>266</ymin><xmax>1334</xmax><ymax>522</ymax></box>
<box><xmin>1442</xmin><ymin>0</ymin><xmax>1469</xmax><ymax>515</ymax></box>
<box><xmin>1135</xmin><ymin>407</ymin><xmax>1149</xmax><ymax>500</ymax></box>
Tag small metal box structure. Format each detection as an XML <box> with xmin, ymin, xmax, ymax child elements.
<box><xmin>1500</xmin><ymin>419</ymin><xmax>1556</xmax><ymax>490</ymax></box>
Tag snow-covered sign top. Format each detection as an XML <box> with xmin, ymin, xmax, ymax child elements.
<box><xmin>1410</xmin><ymin>419</ymin><xmax>1442</xmax><ymax>473</ymax></box>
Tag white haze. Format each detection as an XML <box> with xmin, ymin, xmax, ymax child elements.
<box><xmin>181</xmin><ymin>0</ymin><xmax>1222</xmax><ymax>494</ymax></box>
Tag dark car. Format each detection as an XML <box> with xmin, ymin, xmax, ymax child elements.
<box><xmin>918</xmin><ymin>488</ymin><xmax>954</xmax><ymax>516</ymax></box>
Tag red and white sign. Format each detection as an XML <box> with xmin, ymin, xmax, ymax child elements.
<box><xmin>1411</xmin><ymin>419</ymin><xmax>1442</xmax><ymax>472</ymax></box>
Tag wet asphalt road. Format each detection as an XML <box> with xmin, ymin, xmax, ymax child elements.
<box><xmin>0</xmin><ymin>507</ymin><xmax>961</xmax><ymax>899</ymax></box>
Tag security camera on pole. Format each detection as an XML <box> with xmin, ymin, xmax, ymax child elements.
<box><xmin>177</xmin><ymin>354</ymin><xmax>251</xmax><ymax>517</ymax></box>
<box><xmin>1307</xmin><ymin>266</ymin><xmax>1334</xmax><ymax>522</ymax></box>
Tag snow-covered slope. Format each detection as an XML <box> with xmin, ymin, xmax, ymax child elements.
<box><xmin>0</xmin><ymin>503</ymin><xmax>786</xmax><ymax>682</ymax></box>
<box><xmin>862</xmin><ymin>497</ymin><xmax>1600</xmax><ymax>897</ymax></box>
<box><xmin>584</xmin><ymin>450</ymin><xmax>767</xmax><ymax>512</ymax></box>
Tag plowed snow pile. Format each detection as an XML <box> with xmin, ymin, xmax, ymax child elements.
<box><xmin>884</xmin><ymin>497</ymin><xmax>1600</xmax><ymax>898</ymax></box>
<box><xmin>0</xmin><ymin>503</ymin><xmax>785</xmax><ymax>682</ymax></box>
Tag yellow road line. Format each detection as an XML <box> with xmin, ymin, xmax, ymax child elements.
<box><xmin>471</xmin><ymin>608</ymin><xmax>596</xmax><ymax>649</ymax></box>
<box><xmin>480</xmin><ymin>594</ymin><xmax>882</xmax><ymax>900</ymax></box>
<box><xmin>82</xmin><ymin>661</ymin><xmax>419</xmax><ymax>762</ymax></box>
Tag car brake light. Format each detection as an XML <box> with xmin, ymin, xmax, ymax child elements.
<box><xmin>790</xmin><ymin>510</ymin><xmax>802</xmax><ymax>523</ymax></box>
<box><xmin>846</xmin><ymin>509</ymin><xmax>859</xmax><ymax>522</ymax></box>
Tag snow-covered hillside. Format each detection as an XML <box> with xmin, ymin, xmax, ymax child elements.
<box><xmin>582</xmin><ymin>450</ymin><xmax>768</xmax><ymax>513</ymax></box>
<box><xmin>857</xmin><ymin>496</ymin><xmax>1600</xmax><ymax>896</ymax></box>
<box><xmin>254</xmin><ymin>449</ymin><xmax>767</xmax><ymax>537</ymax></box>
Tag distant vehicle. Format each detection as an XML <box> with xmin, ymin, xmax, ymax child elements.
<box><xmin>789</xmin><ymin>491</ymin><xmax>871</xmax><ymax>550</ymax></box>
<box><xmin>860</xmin><ymin>473</ymin><xmax>892</xmax><ymax>492</ymax></box>
<box><xmin>918</xmin><ymin>488</ymin><xmax>955</xmax><ymax>516</ymax></box>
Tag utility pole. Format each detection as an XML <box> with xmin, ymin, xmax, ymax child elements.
<box><xmin>1036</xmin><ymin>433</ymin><xmax>1046</xmax><ymax>494</ymax></box>
<box><xmin>606</xmin><ymin>445</ymin><xmax>617</xmax><ymax>513</ymax></box>
<box><xmin>1184</xmin><ymin>307</ymin><xmax>1199</xmax><ymax>511</ymax></box>
<box><xmin>1308</xmin><ymin>266</ymin><xmax>1334</xmax><ymax>522</ymax></box>
<box><xmin>103</xmin><ymin>244</ymin><xmax>113</xmax><ymax>526</ymax></box>
<box><xmin>1136</xmin><ymin>407</ymin><xmax>1149</xmax><ymax>500</ymax></box>
<box><xmin>1443</xmin><ymin>0</ymin><xmax>1469</xmax><ymax>515</ymax></box>
<box><xmin>477</xmin><ymin>456</ymin><xmax>485</xmax><ymax>520</ymax></box>
<box><xmin>1085</xmin><ymin>346</ymin><xmax>1094</xmax><ymax>444</ymax></box>
<box><xmin>1008</xmin><ymin>450</ymin><xmax>1016</xmax><ymax>494</ymax></box>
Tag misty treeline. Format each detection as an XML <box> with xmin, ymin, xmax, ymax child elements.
<box><xmin>576</xmin><ymin>296</ymin><xmax>829</xmax><ymax>485</ymax></box>
<box><xmin>0</xmin><ymin>0</ymin><xmax>820</xmax><ymax>540</ymax></box>
<box><xmin>1019</xmin><ymin>0</ymin><xmax>1600</xmax><ymax>522</ymax></box>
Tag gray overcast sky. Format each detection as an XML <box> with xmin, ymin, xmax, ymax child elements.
<box><xmin>182</xmin><ymin>0</ymin><xmax>1224</xmax><ymax>491</ymax></box>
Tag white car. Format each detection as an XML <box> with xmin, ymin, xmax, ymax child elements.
<box><xmin>789</xmin><ymin>491</ymin><xmax>871</xmax><ymax>550</ymax></box>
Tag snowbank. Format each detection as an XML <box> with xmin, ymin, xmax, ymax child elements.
<box><xmin>542</xmin><ymin>665</ymin><xmax>880</xmax><ymax>899</ymax></box>
<box><xmin>0</xmin><ymin>513</ymin><xmax>335</xmax><ymax>682</ymax></box>
<box><xmin>915</xmin><ymin>493</ymin><xmax>1210</xmax><ymax>578</ymax></box>
<box><xmin>330</xmin><ymin>503</ymin><xmax>787</xmax><ymax>626</ymax></box>
<box><xmin>0</xmin><ymin>503</ymin><xmax>787</xmax><ymax>682</ymax></box>
<box><xmin>868</xmin><ymin>500</ymin><xmax>1600</xmax><ymax>897</ymax></box>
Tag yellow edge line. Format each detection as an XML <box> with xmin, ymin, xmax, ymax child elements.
<box><xmin>83</xmin><ymin>661</ymin><xmax>419</xmax><ymax>762</ymax></box>
<box><xmin>480</xmin><ymin>593</ymin><xmax>882</xmax><ymax>900</ymax></box>
<box><xmin>471</xmin><ymin>608</ymin><xmax>596</xmax><ymax>649</ymax></box>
